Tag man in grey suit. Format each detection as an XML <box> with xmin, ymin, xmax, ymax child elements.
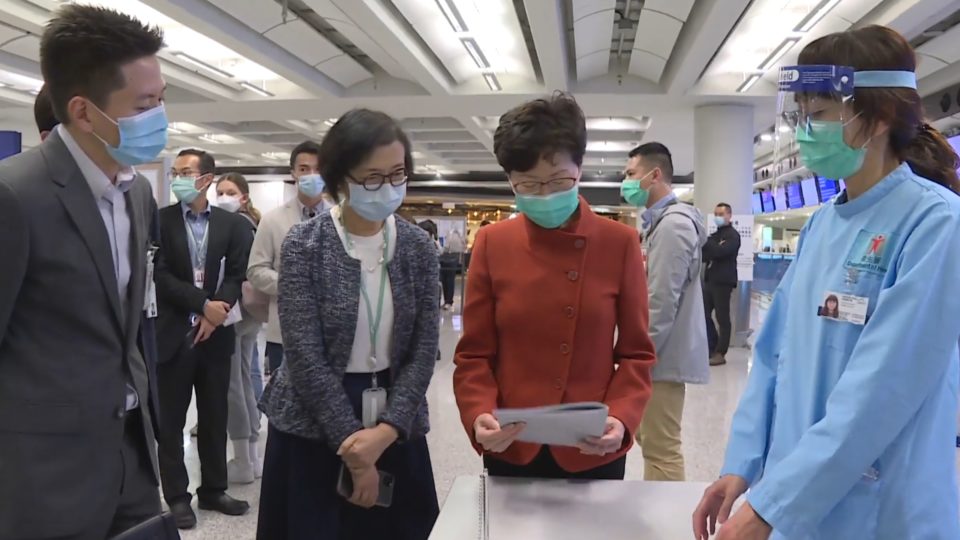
<box><xmin>0</xmin><ymin>6</ymin><xmax>167</xmax><ymax>539</ymax></box>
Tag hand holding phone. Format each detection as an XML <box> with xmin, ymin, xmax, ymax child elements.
<box><xmin>337</xmin><ymin>464</ymin><xmax>394</xmax><ymax>508</ymax></box>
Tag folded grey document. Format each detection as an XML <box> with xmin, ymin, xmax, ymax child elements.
<box><xmin>494</xmin><ymin>402</ymin><xmax>608</xmax><ymax>447</ymax></box>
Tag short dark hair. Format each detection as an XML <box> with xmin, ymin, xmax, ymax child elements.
<box><xmin>493</xmin><ymin>92</ymin><xmax>587</xmax><ymax>173</ymax></box>
<box><xmin>628</xmin><ymin>142</ymin><xmax>674</xmax><ymax>180</ymax></box>
<box><xmin>40</xmin><ymin>5</ymin><xmax>163</xmax><ymax>125</ymax></box>
<box><xmin>33</xmin><ymin>85</ymin><xmax>58</xmax><ymax>135</ymax></box>
<box><xmin>418</xmin><ymin>219</ymin><xmax>438</xmax><ymax>240</ymax></box>
<box><xmin>318</xmin><ymin>109</ymin><xmax>413</xmax><ymax>202</ymax></box>
<box><xmin>177</xmin><ymin>148</ymin><xmax>215</xmax><ymax>176</ymax></box>
<box><xmin>716</xmin><ymin>203</ymin><xmax>733</xmax><ymax>213</ymax></box>
<box><xmin>290</xmin><ymin>140</ymin><xmax>322</xmax><ymax>169</ymax></box>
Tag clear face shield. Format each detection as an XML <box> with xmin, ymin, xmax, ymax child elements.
<box><xmin>772</xmin><ymin>65</ymin><xmax>918</xmax><ymax>195</ymax></box>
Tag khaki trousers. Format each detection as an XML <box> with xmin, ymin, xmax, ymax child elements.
<box><xmin>636</xmin><ymin>381</ymin><xmax>686</xmax><ymax>481</ymax></box>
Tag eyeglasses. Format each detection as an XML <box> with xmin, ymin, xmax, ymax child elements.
<box><xmin>348</xmin><ymin>170</ymin><xmax>408</xmax><ymax>191</ymax></box>
<box><xmin>170</xmin><ymin>170</ymin><xmax>202</xmax><ymax>178</ymax></box>
<box><xmin>510</xmin><ymin>177</ymin><xmax>577</xmax><ymax>196</ymax></box>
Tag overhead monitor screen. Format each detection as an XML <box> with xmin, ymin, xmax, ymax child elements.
<box><xmin>786</xmin><ymin>182</ymin><xmax>804</xmax><ymax>209</ymax></box>
<box><xmin>818</xmin><ymin>177</ymin><xmax>840</xmax><ymax>202</ymax></box>
<box><xmin>751</xmin><ymin>192</ymin><xmax>763</xmax><ymax>215</ymax></box>
<box><xmin>761</xmin><ymin>190</ymin><xmax>774</xmax><ymax>213</ymax></box>
<box><xmin>774</xmin><ymin>185</ymin><xmax>787</xmax><ymax>212</ymax></box>
<box><xmin>801</xmin><ymin>178</ymin><xmax>819</xmax><ymax>208</ymax></box>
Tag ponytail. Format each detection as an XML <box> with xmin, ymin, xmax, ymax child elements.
<box><xmin>245</xmin><ymin>201</ymin><xmax>262</xmax><ymax>225</ymax></box>
<box><xmin>902</xmin><ymin>123</ymin><xmax>960</xmax><ymax>194</ymax></box>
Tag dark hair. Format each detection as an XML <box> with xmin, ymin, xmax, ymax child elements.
<box><xmin>177</xmin><ymin>148</ymin><xmax>216</xmax><ymax>176</ymax></box>
<box><xmin>479</xmin><ymin>220</ymin><xmax>492</xmax><ymax>227</ymax></box>
<box><xmin>716</xmin><ymin>203</ymin><xmax>733</xmax><ymax>214</ymax></box>
<box><xmin>418</xmin><ymin>219</ymin><xmax>438</xmax><ymax>240</ymax></box>
<box><xmin>34</xmin><ymin>85</ymin><xmax>58</xmax><ymax>135</ymax></box>
<box><xmin>318</xmin><ymin>108</ymin><xmax>413</xmax><ymax>202</ymax></box>
<box><xmin>628</xmin><ymin>142</ymin><xmax>674</xmax><ymax>180</ymax></box>
<box><xmin>290</xmin><ymin>140</ymin><xmax>322</xmax><ymax>170</ymax></box>
<box><xmin>218</xmin><ymin>172</ymin><xmax>260</xmax><ymax>224</ymax></box>
<box><xmin>823</xmin><ymin>294</ymin><xmax>840</xmax><ymax>317</ymax></box>
<box><xmin>40</xmin><ymin>5</ymin><xmax>163</xmax><ymax>125</ymax></box>
<box><xmin>493</xmin><ymin>92</ymin><xmax>587</xmax><ymax>173</ymax></box>
<box><xmin>800</xmin><ymin>25</ymin><xmax>960</xmax><ymax>193</ymax></box>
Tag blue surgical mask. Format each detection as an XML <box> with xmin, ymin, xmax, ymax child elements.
<box><xmin>347</xmin><ymin>182</ymin><xmax>406</xmax><ymax>221</ymax></box>
<box><xmin>92</xmin><ymin>103</ymin><xmax>168</xmax><ymax>167</ymax></box>
<box><xmin>298</xmin><ymin>174</ymin><xmax>325</xmax><ymax>198</ymax></box>
<box><xmin>515</xmin><ymin>185</ymin><xmax>580</xmax><ymax>229</ymax></box>
<box><xmin>171</xmin><ymin>176</ymin><xmax>203</xmax><ymax>204</ymax></box>
<box><xmin>714</xmin><ymin>215</ymin><xmax>728</xmax><ymax>227</ymax></box>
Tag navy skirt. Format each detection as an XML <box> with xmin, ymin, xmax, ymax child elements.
<box><xmin>257</xmin><ymin>370</ymin><xmax>439</xmax><ymax>540</ymax></box>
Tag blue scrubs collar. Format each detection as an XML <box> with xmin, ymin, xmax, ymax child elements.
<box><xmin>832</xmin><ymin>163</ymin><xmax>912</xmax><ymax>218</ymax></box>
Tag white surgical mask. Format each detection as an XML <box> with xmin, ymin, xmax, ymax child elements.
<box><xmin>215</xmin><ymin>195</ymin><xmax>242</xmax><ymax>213</ymax></box>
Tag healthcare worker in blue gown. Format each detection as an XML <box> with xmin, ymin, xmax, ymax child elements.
<box><xmin>693</xmin><ymin>25</ymin><xmax>960</xmax><ymax>540</ymax></box>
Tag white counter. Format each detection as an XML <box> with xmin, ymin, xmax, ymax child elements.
<box><xmin>430</xmin><ymin>476</ymin><xmax>712</xmax><ymax>540</ymax></box>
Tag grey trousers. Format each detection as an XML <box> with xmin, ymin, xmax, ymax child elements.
<box><xmin>227</xmin><ymin>326</ymin><xmax>261</xmax><ymax>442</ymax></box>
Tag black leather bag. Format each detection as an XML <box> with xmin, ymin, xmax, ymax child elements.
<box><xmin>111</xmin><ymin>513</ymin><xmax>181</xmax><ymax>540</ymax></box>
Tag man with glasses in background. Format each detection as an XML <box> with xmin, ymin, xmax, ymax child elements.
<box><xmin>153</xmin><ymin>148</ymin><xmax>251</xmax><ymax>529</ymax></box>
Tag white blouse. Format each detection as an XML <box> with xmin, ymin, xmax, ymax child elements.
<box><xmin>331</xmin><ymin>206</ymin><xmax>397</xmax><ymax>374</ymax></box>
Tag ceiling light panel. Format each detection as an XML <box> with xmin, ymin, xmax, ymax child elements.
<box><xmin>703</xmin><ymin>0</ymin><xmax>883</xmax><ymax>91</ymax></box>
<box><xmin>586</xmin><ymin>117</ymin><xmax>650</xmax><ymax>131</ymax></box>
<box><xmin>0</xmin><ymin>71</ymin><xmax>42</xmax><ymax>93</ymax></box>
<box><xmin>391</xmin><ymin>0</ymin><xmax>535</xmax><ymax>86</ymax></box>
<box><xmin>69</xmin><ymin>1</ymin><xmax>283</xmax><ymax>86</ymax></box>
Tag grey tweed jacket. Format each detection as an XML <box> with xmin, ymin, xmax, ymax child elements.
<box><xmin>259</xmin><ymin>213</ymin><xmax>440</xmax><ymax>451</ymax></box>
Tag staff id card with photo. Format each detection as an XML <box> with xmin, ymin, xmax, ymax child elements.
<box><xmin>818</xmin><ymin>291</ymin><xmax>868</xmax><ymax>326</ymax></box>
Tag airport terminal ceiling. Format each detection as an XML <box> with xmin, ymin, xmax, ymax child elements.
<box><xmin>1</xmin><ymin>0</ymin><xmax>959</xmax><ymax>194</ymax></box>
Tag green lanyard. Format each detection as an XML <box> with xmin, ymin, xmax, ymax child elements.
<box><xmin>354</xmin><ymin>225</ymin><xmax>390</xmax><ymax>382</ymax></box>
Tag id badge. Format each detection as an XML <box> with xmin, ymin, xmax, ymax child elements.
<box><xmin>362</xmin><ymin>387</ymin><xmax>388</xmax><ymax>428</ymax></box>
<box><xmin>818</xmin><ymin>290</ymin><xmax>869</xmax><ymax>326</ymax></box>
<box><xmin>144</xmin><ymin>250</ymin><xmax>158</xmax><ymax>318</ymax></box>
<box><xmin>193</xmin><ymin>269</ymin><xmax>205</xmax><ymax>288</ymax></box>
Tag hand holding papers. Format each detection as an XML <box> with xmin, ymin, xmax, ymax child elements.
<box><xmin>494</xmin><ymin>402</ymin><xmax>609</xmax><ymax>448</ymax></box>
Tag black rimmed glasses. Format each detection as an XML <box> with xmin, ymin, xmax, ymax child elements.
<box><xmin>348</xmin><ymin>170</ymin><xmax>409</xmax><ymax>191</ymax></box>
<box><xmin>510</xmin><ymin>177</ymin><xmax>577</xmax><ymax>196</ymax></box>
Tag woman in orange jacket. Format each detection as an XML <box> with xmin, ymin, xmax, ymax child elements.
<box><xmin>453</xmin><ymin>93</ymin><xmax>657</xmax><ymax>479</ymax></box>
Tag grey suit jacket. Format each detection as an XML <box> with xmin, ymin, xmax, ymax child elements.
<box><xmin>259</xmin><ymin>213</ymin><xmax>440</xmax><ymax>451</ymax></box>
<box><xmin>0</xmin><ymin>131</ymin><xmax>158</xmax><ymax>538</ymax></box>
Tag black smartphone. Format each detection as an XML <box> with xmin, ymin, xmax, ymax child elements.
<box><xmin>337</xmin><ymin>465</ymin><xmax>395</xmax><ymax>508</ymax></box>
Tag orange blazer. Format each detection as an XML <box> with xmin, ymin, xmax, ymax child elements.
<box><xmin>453</xmin><ymin>197</ymin><xmax>656</xmax><ymax>473</ymax></box>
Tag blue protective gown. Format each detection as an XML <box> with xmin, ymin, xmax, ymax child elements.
<box><xmin>721</xmin><ymin>163</ymin><xmax>960</xmax><ymax>539</ymax></box>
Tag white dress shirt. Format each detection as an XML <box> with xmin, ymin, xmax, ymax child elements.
<box><xmin>331</xmin><ymin>206</ymin><xmax>397</xmax><ymax>374</ymax></box>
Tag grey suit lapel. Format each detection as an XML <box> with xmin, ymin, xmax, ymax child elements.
<box><xmin>43</xmin><ymin>131</ymin><xmax>124</xmax><ymax>333</ymax></box>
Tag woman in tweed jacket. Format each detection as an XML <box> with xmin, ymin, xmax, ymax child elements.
<box><xmin>257</xmin><ymin>109</ymin><xmax>441</xmax><ymax>540</ymax></box>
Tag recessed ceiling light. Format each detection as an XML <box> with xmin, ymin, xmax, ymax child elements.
<box><xmin>173</xmin><ymin>52</ymin><xmax>233</xmax><ymax>79</ymax></box>
<box><xmin>737</xmin><ymin>73</ymin><xmax>762</xmax><ymax>93</ymax></box>
<box><xmin>435</xmin><ymin>0</ymin><xmax>467</xmax><ymax>33</ymax></box>
<box><xmin>778</xmin><ymin>125</ymin><xmax>791</xmax><ymax>133</ymax></box>
<box><xmin>239</xmin><ymin>81</ymin><xmax>274</xmax><ymax>97</ymax></box>
<box><xmin>483</xmin><ymin>73</ymin><xmax>502</xmax><ymax>92</ymax></box>
<box><xmin>760</xmin><ymin>133</ymin><xmax>773</xmax><ymax>142</ymax></box>
<box><xmin>795</xmin><ymin>0</ymin><xmax>842</xmax><ymax>32</ymax></box>
<box><xmin>461</xmin><ymin>37</ymin><xmax>490</xmax><ymax>69</ymax></box>
<box><xmin>760</xmin><ymin>38</ymin><xmax>801</xmax><ymax>71</ymax></box>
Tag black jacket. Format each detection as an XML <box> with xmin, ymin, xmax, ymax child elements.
<box><xmin>154</xmin><ymin>203</ymin><xmax>250</xmax><ymax>363</ymax></box>
<box><xmin>703</xmin><ymin>224</ymin><xmax>741</xmax><ymax>287</ymax></box>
